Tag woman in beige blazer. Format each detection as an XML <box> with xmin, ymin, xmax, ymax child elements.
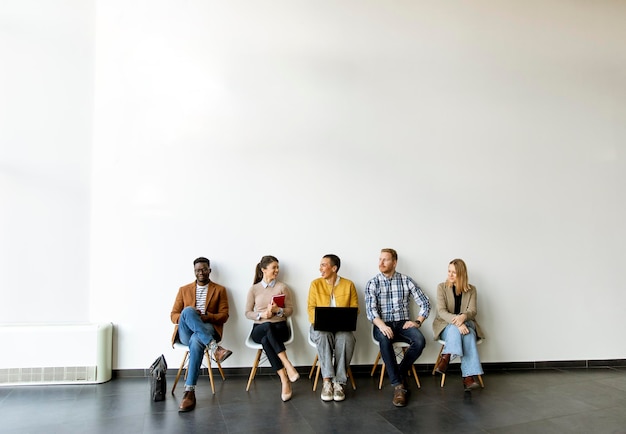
<box><xmin>432</xmin><ymin>259</ymin><xmax>485</xmax><ymax>391</ymax></box>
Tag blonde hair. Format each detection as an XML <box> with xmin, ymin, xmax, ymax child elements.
<box><xmin>446</xmin><ymin>258</ymin><xmax>470</xmax><ymax>295</ymax></box>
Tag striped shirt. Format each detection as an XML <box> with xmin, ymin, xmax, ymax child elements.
<box><xmin>365</xmin><ymin>272</ymin><xmax>430</xmax><ymax>322</ymax></box>
<box><xmin>195</xmin><ymin>284</ymin><xmax>208</xmax><ymax>314</ymax></box>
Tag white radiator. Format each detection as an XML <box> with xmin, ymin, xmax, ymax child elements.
<box><xmin>0</xmin><ymin>323</ymin><xmax>113</xmax><ymax>385</ymax></box>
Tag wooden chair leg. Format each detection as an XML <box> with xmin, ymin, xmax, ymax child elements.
<box><xmin>432</xmin><ymin>344</ymin><xmax>444</xmax><ymax>376</ymax></box>
<box><xmin>204</xmin><ymin>349</ymin><xmax>216</xmax><ymax>394</ymax></box>
<box><xmin>371</xmin><ymin>352</ymin><xmax>381</xmax><ymax>377</ymax></box>
<box><xmin>246</xmin><ymin>349</ymin><xmax>263</xmax><ymax>391</ymax></box>
<box><xmin>309</xmin><ymin>355</ymin><xmax>318</xmax><ymax>380</ymax></box>
<box><xmin>347</xmin><ymin>366</ymin><xmax>357</xmax><ymax>390</ymax></box>
<box><xmin>171</xmin><ymin>351</ymin><xmax>189</xmax><ymax>394</ymax></box>
<box><xmin>379</xmin><ymin>362</ymin><xmax>386</xmax><ymax>389</ymax></box>
<box><xmin>411</xmin><ymin>364</ymin><xmax>421</xmax><ymax>388</ymax></box>
<box><xmin>216</xmin><ymin>359</ymin><xmax>225</xmax><ymax>381</ymax></box>
<box><xmin>313</xmin><ymin>365</ymin><xmax>321</xmax><ymax>391</ymax></box>
<box><xmin>433</xmin><ymin>343</ymin><xmax>447</xmax><ymax>387</ymax></box>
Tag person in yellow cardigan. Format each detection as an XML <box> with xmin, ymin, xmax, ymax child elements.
<box><xmin>307</xmin><ymin>254</ymin><xmax>359</xmax><ymax>402</ymax></box>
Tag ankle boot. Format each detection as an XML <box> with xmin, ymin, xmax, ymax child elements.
<box><xmin>435</xmin><ymin>353</ymin><xmax>451</xmax><ymax>374</ymax></box>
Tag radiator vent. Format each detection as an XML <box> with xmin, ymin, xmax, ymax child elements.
<box><xmin>0</xmin><ymin>366</ymin><xmax>97</xmax><ymax>385</ymax></box>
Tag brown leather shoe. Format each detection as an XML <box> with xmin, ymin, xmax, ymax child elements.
<box><xmin>463</xmin><ymin>376</ymin><xmax>480</xmax><ymax>391</ymax></box>
<box><xmin>392</xmin><ymin>385</ymin><xmax>407</xmax><ymax>407</ymax></box>
<box><xmin>212</xmin><ymin>346</ymin><xmax>233</xmax><ymax>364</ymax></box>
<box><xmin>178</xmin><ymin>390</ymin><xmax>196</xmax><ymax>412</ymax></box>
<box><xmin>435</xmin><ymin>353</ymin><xmax>451</xmax><ymax>374</ymax></box>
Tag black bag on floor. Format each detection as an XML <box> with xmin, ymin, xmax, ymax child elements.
<box><xmin>149</xmin><ymin>354</ymin><xmax>167</xmax><ymax>401</ymax></box>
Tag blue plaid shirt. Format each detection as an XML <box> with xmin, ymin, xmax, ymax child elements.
<box><xmin>365</xmin><ymin>272</ymin><xmax>430</xmax><ymax>322</ymax></box>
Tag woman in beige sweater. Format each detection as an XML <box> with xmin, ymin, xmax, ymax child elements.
<box><xmin>245</xmin><ymin>255</ymin><xmax>299</xmax><ymax>401</ymax></box>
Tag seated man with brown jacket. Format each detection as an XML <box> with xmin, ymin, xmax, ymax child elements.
<box><xmin>171</xmin><ymin>257</ymin><xmax>232</xmax><ymax>412</ymax></box>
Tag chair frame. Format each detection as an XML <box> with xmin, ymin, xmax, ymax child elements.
<box><xmin>370</xmin><ymin>336</ymin><xmax>421</xmax><ymax>390</ymax></box>
<box><xmin>245</xmin><ymin>317</ymin><xmax>295</xmax><ymax>392</ymax></box>
<box><xmin>307</xmin><ymin>335</ymin><xmax>357</xmax><ymax>391</ymax></box>
<box><xmin>171</xmin><ymin>342</ymin><xmax>225</xmax><ymax>395</ymax></box>
<box><xmin>432</xmin><ymin>338</ymin><xmax>485</xmax><ymax>388</ymax></box>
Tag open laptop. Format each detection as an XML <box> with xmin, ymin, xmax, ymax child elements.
<box><xmin>314</xmin><ymin>307</ymin><xmax>358</xmax><ymax>332</ymax></box>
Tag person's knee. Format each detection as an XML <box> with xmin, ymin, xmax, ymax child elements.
<box><xmin>181</xmin><ymin>306</ymin><xmax>197</xmax><ymax>319</ymax></box>
<box><xmin>373</xmin><ymin>328</ymin><xmax>388</xmax><ymax>344</ymax></box>
<box><xmin>188</xmin><ymin>334</ymin><xmax>205</xmax><ymax>351</ymax></box>
<box><xmin>409</xmin><ymin>330</ymin><xmax>426</xmax><ymax>348</ymax></box>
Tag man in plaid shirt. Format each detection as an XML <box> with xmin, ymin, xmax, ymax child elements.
<box><xmin>365</xmin><ymin>248</ymin><xmax>430</xmax><ymax>407</ymax></box>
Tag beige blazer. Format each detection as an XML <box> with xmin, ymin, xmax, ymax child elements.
<box><xmin>432</xmin><ymin>282</ymin><xmax>484</xmax><ymax>341</ymax></box>
<box><xmin>170</xmin><ymin>280</ymin><xmax>230</xmax><ymax>346</ymax></box>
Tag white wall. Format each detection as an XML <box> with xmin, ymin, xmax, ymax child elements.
<box><xmin>3</xmin><ymin>0</ymin><xmax>625</xmax><ymax>370</ymax></box>
<box><xmin>0</xmin><ymin>0</ymin><xmax>94</xmax><ymax>323</ymax></box>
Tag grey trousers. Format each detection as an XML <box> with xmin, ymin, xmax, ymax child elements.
<box><xmin>309</xmin><ymin>325</ymin><xmax>356</xmax><ymax>384</ymax></box>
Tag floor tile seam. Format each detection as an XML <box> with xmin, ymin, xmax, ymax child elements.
<box><xmin>482</xmin><ymin>417</ymin><xmax>559</xmax><ymax>434</ymax></box>
<box><xmin>482</xmin><ymin>399</ymin><xmax>623</xmax><ymax>431</ymax></box>
<box><xmin>508</xmin><ymin>403</ymin><xmax>626</xmax><ymax>429</ymax></box>
<box><xmin>437</xmin><ymin>398</ymin><xmax>559</xmax><ymax>430</ymax></box>
<box><xmin>215</xmin><ymin>392</ymin><xmax>241</xmax><ymax>433</ymax></box>
<box><xmin>541</xmin><ymin>376</ymin><xmax>626</xmax><ymax>396</ymax></box>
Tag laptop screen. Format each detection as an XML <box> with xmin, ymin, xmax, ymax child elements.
<box><xmin>314</xmin><ymin>307</ymin><xmax>358</xmax><ymax>332</ymax></box>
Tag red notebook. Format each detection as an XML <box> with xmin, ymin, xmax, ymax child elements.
<box><xmin>272</xmin><ymin>294</ymin><xmax>286</xmax><ymax>308</ymax></box>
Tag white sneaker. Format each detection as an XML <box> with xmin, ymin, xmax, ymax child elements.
<box><xmin>321</xmin><ymin>381</ymin><xmax>333</xmax><ymax>402</ymax></box>
<box><xmin>333</xmin><ymin>383</ymin><xmax>345</xmax><ymax>401</ymax></box>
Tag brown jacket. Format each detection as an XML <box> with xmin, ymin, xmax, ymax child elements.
<box><xmin>432</xmin><ymin>282</ymin><xmax>484</xmax><ymax>341</ymax></box>
<box><xmin>170</xmin><ymin>280</ymin><xmax>230</xmax><ymax>346</ymax></box>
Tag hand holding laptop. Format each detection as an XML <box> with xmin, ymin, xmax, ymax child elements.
<box><xmin>314</xmin><ymin>307</ymin><xmax>358</xmax><ymax>332</ymax></box>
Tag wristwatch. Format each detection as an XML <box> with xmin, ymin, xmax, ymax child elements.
<box><xmin>256</xmin><ymin>313</ymin><xmax>262</xmax><ymax>321</ymax></box>
<box><xmin>415</xmin><ymin>319</ymin><xmax>422</xmax><ymax>326</ymax></box>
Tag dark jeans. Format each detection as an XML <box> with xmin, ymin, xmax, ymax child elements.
<box><xmin>251</xmin><ymin>321</ymin><xmax>291</xmax><ymax>372</ymax></box>
<box><xmin>373</xmin><ymin>320</ymin><xmax>426</xmax><ymax>387</ymax></box>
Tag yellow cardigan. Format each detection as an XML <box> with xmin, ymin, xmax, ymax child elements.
<box><xmin>307</xmin><ymin>276</ymin><xmax>359</xmax><ymax>324</ymax></box>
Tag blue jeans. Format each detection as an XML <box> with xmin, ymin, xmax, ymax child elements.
<box><xmin>177</xmin><ymin>307</ymin><xmax>220</xmax><ymax>387</ymax></box>
<box><xmin>310</xmin><ymin>325</ymin><xmax>356</xmax><ymax>384</ymax></box>
<box><xmin>441</xmin><ymin>321</ymin><xmax>483</xmax><ymax>377</ymax></box>
<box><xmin>373</xmin><ymin>321</ymin><xmax>426</xmax><ymax>387</ymax></box>
<box><xmin>251</xmin><ymin>321</ymin><xmax>290</xmax><ymax>372</ymax></box>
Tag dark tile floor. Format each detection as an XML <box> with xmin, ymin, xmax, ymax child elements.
<box><xmin>1</xmin><ymin>367</ymin><xmax>626</xmax><ymax>433</ymax></box>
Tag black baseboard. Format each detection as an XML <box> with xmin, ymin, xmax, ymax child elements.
<box><xmin>116</xmin><ymin>358</ymin><xmax>626</xmax><ymax>379</ymax></box>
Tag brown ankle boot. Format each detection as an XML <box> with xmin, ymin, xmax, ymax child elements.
<box><xmin>435</xmin><ymin>353</ymin><xmax>451</xmax><ymax>374</ymax></box>
<box><xmin>463</xmin><ymin>376</ymin><xmax>480</xmax><ymax>391</ymax></box>
<box><xmin>178</xmin><ymin>390</ymin><xmax>196</xmax><ymax>412</ymax></box>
